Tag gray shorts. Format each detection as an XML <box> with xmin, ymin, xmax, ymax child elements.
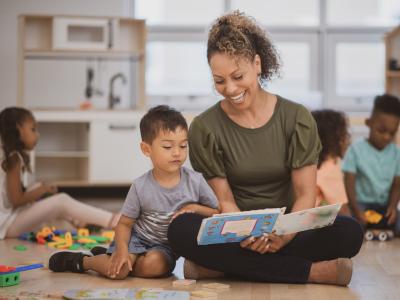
<box><xmin>106</xmin><ymin>233</ymin><xmax>177</xmax><ymax>274</ymax></box>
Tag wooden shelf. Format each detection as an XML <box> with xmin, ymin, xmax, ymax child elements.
<box><xmin>35</xmin><ymin>151</ymin><xmax>89</xmax><ymax>158</ymax></box>
<box><xmin>386</xmin><ymin>71</ymin><xmax>400</xmax><ymax>78</ymax></box>
<box><xmin>385</xmin><ymin>26</ymin><xmax>400</xmax><ymax>96</ymax></box>
<box><xmin>25</xmin><ymin>50</ymin><xmax>143</xmax><ymax>60</ymax></box>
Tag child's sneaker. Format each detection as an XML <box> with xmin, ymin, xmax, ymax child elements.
<box><xmin>90</xmin><ymin>245</ymin><xmax>108</xmax><ymax>256</ymax></box>
<box><xmin>49</xmin><ymin>251</ymin><xmax>89</xmax><ymax>273</ymax></box>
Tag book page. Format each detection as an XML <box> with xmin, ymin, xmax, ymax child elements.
<box><xmin>274</xmin><ymin>203</ymin><xmax>341</xmax><ymax>235</ymax></box>
<box><xmin>221</xmin><ymin>219</ymin><xmax>257</xmax><ymax>236</ymax></box>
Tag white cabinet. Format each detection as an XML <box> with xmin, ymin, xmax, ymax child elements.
<box><xmin>33</xmin><ymin>111</ymin><xmax>150</xmax><ymax>186</ymax></box>
<box><xmin>89</xmin><ymin>119</ymin><xmax>151</xmax><ymax>183</ymax></box>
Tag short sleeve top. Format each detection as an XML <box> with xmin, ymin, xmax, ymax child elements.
<box><xmin>342</xmin><ymin>139</ymin><xmax>400</xmax><ymax>205</ymax></box>
<box><xmin>189</xmin><ymin>95</ymin><xmax>321</xmax><ymax>211</ymax></box>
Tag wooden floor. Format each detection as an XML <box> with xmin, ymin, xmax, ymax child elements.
<box><xmin>1</xmin><ymin>238</ymin><xmax>400</xmax><ymax>300</ymax></box>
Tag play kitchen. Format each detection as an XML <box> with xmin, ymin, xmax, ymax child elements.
<box><xmin>18</xmin><ymin>14</ymin><xmax>146</xmax><ymax>110</ymax></box>
<box><xmin>18</xmin><ymin>15</ymin><xmax>149</xmax><ymax>186</ymax></box>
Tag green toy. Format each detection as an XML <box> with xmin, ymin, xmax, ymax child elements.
<box><xmin>0</xmin><ymin>263</ymin><xmax>43</xmax><ymax>287</ymax></box>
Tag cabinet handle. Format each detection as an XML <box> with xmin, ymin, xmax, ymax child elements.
<box><xmin>109</xmin><ymin>124</ymin><xmax>136</xmax><ymax>130</ymax></box>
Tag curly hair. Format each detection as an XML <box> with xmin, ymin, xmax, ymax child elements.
<box><xmin>311</xmin><ymin>109</ymin><xmax>349</xmax><ymax>168</ymax></box>
<box><xmin>140</xmin><ymin>105</ymin><xmax>188</xmax><ymax>144</ymax></box>
<box><xmin>372</xmin><ymin>93</ymin><xmax>400</xmax><ymax>118</ymax></box>
<box><xmin>0</xmin><ymin>107</ymin><xmax>34</xmax><ymax>172</ymax></box>
<box><xmin>207</xmin><ymin>10</ymin><xmax>280</xmax><ymax>83</ymax></box>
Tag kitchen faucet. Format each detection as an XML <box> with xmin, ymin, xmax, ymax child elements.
<box><xmin>108</xmin><ymin>73</ymin><xmax>127</xmax><ymax>109</ymax></box>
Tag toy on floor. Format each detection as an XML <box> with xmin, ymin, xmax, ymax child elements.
<box><xmin>364</xmin><ymin>210</ymin><xmax>394</xmax><ymax>241</ymax></box>
<box><xmin>0</xmin><ymin>263</ymin><xmax>43</xmax><ymax>287</ymax></box>
<box><xmin>63</xmin><ymin>288</ymin><xmax>190</xmax><ymax>300</ymax></box>
<box><xmin>18</xmin><ymin>226</ymin><xmax>114</xmax><ymax>250</ymax></box>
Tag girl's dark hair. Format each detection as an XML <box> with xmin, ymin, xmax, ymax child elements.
<box><xmin>207</xmin><ymin>10</ymin><xmax>280</xmax><ymax>84</ymax></box>
<box><xmin>311</xmin><ymin>109</ymin><xmax>349</xmax><ymax>168</ymax></box>
<box><xmin>140</xmin><ymin>105</ymin><xmax>188</xmax><ymax>144</ymax></box>
<box><xmin>0</xmin><ymin>107</ymin><xmax>34</xmax><ymax>172</ymax></box>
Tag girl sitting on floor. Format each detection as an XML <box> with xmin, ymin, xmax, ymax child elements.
<box><xmin>0</xmin><ymin>107</ymin><xmax>119</xmax><ymax>239</ymax></box>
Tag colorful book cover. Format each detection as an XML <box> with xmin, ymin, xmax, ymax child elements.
<box><xmin>273</xmin><ymin>203</ymin><xmax>341</xmax><ymax>235</ymax></box>
<box><xmin>63</xmin><ymin>288</ymin><xmax>190</xmax><ymax>300</ymax></box>
<box><xmin>197</xmin><ymin>208</ymin><xmax>283</xmax><ymax>245</ymax></box>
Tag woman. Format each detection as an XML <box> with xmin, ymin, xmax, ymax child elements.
<box><xmin>168</xmin><ymin>11</ymin><xmax>363</xmax><ymax>286</ymax></box>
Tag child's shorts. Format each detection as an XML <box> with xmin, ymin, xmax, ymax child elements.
<box><xmin>106</xmin><ymin>233</ymin><xmax>178</xmax><ymax>274</ymax></box>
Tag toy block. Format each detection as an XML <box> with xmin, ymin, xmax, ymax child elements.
<box><xmin>0</xmin><ymin>264</ymin><xmax>43</xmax><ymax>287</ymax></box>
<box><xmin>78</xmin><ymin>228</ymin><xmax>90</xmax><ymax>236</ymax></box>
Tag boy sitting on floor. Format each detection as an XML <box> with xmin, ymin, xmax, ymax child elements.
<box><xmin>342</xmin><ymin>94</ymin><xmax>400</xmax><ymax>233</ymax></box>
<box><xmin>49</xmin><ymin>105</ymin><xmax>219</xmax><ymax>279</ymax></box>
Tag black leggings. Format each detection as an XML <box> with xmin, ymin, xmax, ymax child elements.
<box><xmin>168</xmin><ymin>214</ymin><xmax>363</xmax><ymax>284</ymax></box>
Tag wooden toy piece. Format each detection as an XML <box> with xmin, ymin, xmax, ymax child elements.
<box><xmin>0</xmin><ymin>263</ymin><xmax>43</xmax><ymax>287</ymax></box>
<box><xmin>191</xmin><ymin>290</ymin><xmax>218</xmax><ymax>300</ymax></box>
<box><xmin>364</xmin><ymin>229</ymin><xmax>394</xmax><ymax>242</ymax></box>
<box><xmin>172</xmin><ymin>279</ymin><xmax>196</xmax><ymax>287</ymax></box>
<box><xmin>201</xmin><ymin>282</ymin><xmax>230</xmax><ymax>292</ymax></box>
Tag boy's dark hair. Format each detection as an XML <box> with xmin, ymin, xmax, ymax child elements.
<box><xmin>312</xmin><ymin>109</ymin><xmax>349</xmax><ymax>168</ymax></box>
<box><xmin>140</xmin><ymin>105</ymin><xmax>188</xmax><ymax>144</ymax></box>
<box><xmin>0</xmin><ymin>107</ymin><xmax>34</xmax><ymax>172</ymax></box>
<box><xmin>372</xmin><ymin>93</ymin><xmax>400</xmax><ymax>118</ymax></box>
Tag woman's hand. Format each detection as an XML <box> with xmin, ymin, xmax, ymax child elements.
<box><xmin>240</xmin><ymin>232</ymin><xmax>295</xmax><ymax>254</ymax></box>
<box><xmin>107</xmin><ymin>249</ymin><xmax>132</xmax><ymax>278</ymax></box>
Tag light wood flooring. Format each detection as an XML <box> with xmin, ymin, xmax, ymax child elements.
<box><xmin>1</xmin><ymin>237</ymin><xmax>400</xmax><ymax>300</ymax></box>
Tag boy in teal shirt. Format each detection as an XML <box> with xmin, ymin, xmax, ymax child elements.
<box><xmin>342</xmin><ymin>94</ymin><xmax>400</xmax><ymax>232</ymax></box>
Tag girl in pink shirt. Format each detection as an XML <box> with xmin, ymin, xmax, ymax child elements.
<box><xmin>312</xmin><ymin>110</ymin><xmax>351</xmax><ymax>215</ymax></box>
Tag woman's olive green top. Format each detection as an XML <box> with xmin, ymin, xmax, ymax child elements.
<box><xmin>188</xmin><ymin>95</ymin><xmax>321</xmax><ymax>211</ymax></box>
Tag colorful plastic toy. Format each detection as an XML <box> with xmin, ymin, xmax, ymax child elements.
<box><xmin>0</xmin><ymin>263</ymin><xmax>43</xmax><ymax>287</ymax></box>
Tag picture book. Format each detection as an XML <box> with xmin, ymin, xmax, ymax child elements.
<box><xmin>197</xmin><ymin>203</ymin><xmax>341</xmax><ymax>245</ymax></box>
<box><xmin>63</xmin><ymin>288</ymin><xmax>190</xmax><ymax>300</ymax></box>
<box><xmin>197</xmin><ymin>208</ymin><xmax>283</xmax><ymax>245</ymax></box>
<box><xmin>273</xmin><ymin>203</ymin><xmax>341</xmax><ymax>235</ymax></box>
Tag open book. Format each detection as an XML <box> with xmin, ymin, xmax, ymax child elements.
<box><xmin>197</xmin><ymin>203</ymin><xmax>341</xmax><ymax>245</ymax></box>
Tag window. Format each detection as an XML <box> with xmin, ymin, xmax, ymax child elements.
<box><xmin>135</xmin><ymin>0</ymin><xmax>224</xmax><ymax>25</ymax></box>
<box><xmin>327</xmin><ymin>0</ymin><xmax>400</xmax><ymax>26</ymax></box>
<box><xmin>134</xmin><ymin>0</ymin><xmax>400</xmax><ymax>112</ymax></box>
<box><xmin>231</xmin><ymin>0</ymin><xmax>319</xmax><ymax>26</ymax></box>
<box><xmin>326</xmin><ymin>34</ymin><xmax>385</xmax><ymax>109</ymax></box>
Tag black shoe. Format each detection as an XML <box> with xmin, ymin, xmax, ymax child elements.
<box><xmin>49</xmin><ymin>251</ymin><xmax>88</xmax><ymax>273</ymax></box>
<box><xmin>90</xmin><ymin>245</ymin><xmax>108</xmax><ymax>256</ymax></box>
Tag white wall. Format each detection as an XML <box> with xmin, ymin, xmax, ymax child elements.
<box><xmin>0</xmin><ymin>0</ymin><xmax>133</xmax><ymax>109</ymax></box>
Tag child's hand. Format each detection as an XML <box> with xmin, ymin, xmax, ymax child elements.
<box><xmin>385</xmin><ymin>206</ymin><xmax>398</xmax><ymax>225</ymax></box>
<box><xmin>355</xmin><ymin>210</ymin><xmax>367</xmax><ymax>226</ymax></box>
<box><xmin>107</xmin><ymin>249</ymin><xmax>132</xmax><ymax>278</ymax></box>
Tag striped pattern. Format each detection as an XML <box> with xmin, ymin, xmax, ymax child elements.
<box><xmin>134</xmin><ymin>211</ymin><xmax>174</xmax><ymax>245</ymax></box>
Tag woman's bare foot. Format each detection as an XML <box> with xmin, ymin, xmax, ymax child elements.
<box><xmin>183</xmin><ymin>259</ymin><xmax>224</xmax><ymax>280</ymax></box>
<box><xmin>308</xmin><ymin>258</ymin><xmax>353</xmax><ymax>286</ymax></box>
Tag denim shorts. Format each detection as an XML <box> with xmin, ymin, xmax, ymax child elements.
<box><xmin>106</xmin><ymin>233</ymin><xmax>177</xmax><ymax>274</ymax></box>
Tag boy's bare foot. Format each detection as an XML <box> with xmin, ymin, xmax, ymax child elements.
<box><xmin>308</xmin><ymin>258</ymin><xmax>353</xmax><ymax>286</ymax></box>
<box><xmin>183</xmin><ymin>259</ymin><xmax>224</xmax><ymax>280</ymax></box>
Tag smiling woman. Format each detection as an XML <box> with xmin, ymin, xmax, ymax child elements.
<box><xmin>168</xmin><ymin>10</ymin><xmax>364</xmax><ymax>286</ymax></box>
